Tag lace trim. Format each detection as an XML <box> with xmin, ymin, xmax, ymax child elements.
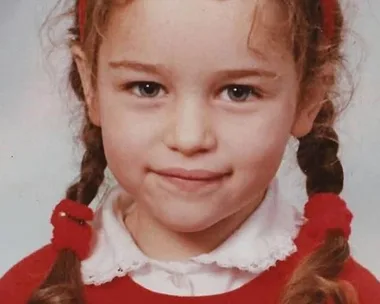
<box><xmin>82</xmin><ymin>232</ymin><xmax>151</xmax><ymax>285</ymax></box>
<box><xmin>192</xmin><ymin>207</ymin><xmax>305</xmax><ymax>273</ymax></box>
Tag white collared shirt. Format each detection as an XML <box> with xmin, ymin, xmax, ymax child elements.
<box><xmin>81</xmin><ymin>179</ymin><xmax>305</xmax><ymax>296</ymax></box>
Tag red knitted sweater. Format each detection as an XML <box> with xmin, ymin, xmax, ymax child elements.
<box><xmin>1</xmin><ymin>194</ymin><xmax>379</xmax><ymax>303</ymax></box>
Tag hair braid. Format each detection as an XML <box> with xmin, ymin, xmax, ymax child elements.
<box><xmin>282</xmin><ymin>231</ymin><xmax>356</xmax><ymax>304</ymax></box>
<box><xmin>28</xmin><ymin>60</ymin><xmax>107</xmax><ymax>303</ymax></box>
<box><xmin>281</xmin><ymin>101</ymin><xmax>356</xmax><ymax>304</ymax></box>
<box><xmin>297</xmin><ymin>100</ymin><xmax>344</xmax><ymax>196</ymax></box>
<box><xmin>66</xmin><ymin>119</ymin><xmax>106</xmax><ymax>204</ymax></box>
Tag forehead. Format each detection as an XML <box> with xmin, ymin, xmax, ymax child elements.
<box><xmin>102</xmin><ymin>0</ymin><xmax>291</xmax><ymax>69</ymax></box>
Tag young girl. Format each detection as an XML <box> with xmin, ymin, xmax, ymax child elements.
<box><xmin>1</xmin><ymin>0</ymin><xmax>379</xmax><ymax>303</ymax></box>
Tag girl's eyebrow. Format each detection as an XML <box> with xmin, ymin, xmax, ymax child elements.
<box><xmin>108</xmin><ymin>60</ymin><xmax>170</xmax><ymax>76</ymax></box>
<box><xmin>215</xmin><ymin>68</ymin><xmax>279</xmax><ymax>80</ymax></box>
<box><xmin>108</xmin><ymin>59</ymin><xmax>279</xmax><ymax>79</ymax></box>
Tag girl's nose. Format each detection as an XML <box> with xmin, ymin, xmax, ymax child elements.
<box><xmin>163</xmin><ymin>98</ymin><xmax>217</xmax><ymax>156</ymax></box>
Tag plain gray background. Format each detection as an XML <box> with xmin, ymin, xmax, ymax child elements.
<box><xmin>1</xmin><ymin>0</ymin><xmax>379</xmax><ymax>278</ymax></box>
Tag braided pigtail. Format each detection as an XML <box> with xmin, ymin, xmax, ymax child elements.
<box><xmin>282</xmin><ymin>101</ymin><xmax>356</xmax><ymax>304</ymax></box>
<box><xmin>28</xmin><ymin>51</ymin><xmax>107</xmax><ymax>304</ymax></box>
<box><xmin>27</xmin><ymin>1</ymin><xmax>112</xmax><ymax>302</ymax></box>
<box><xmin>280</xmin><ymin>0</ymin><xmax>358</xmax><ymax>302</ymax></box>
<box><xmin>298</xmin><ymin>101</ymin><xmax>343</xmax><ymax>197</ymax></box>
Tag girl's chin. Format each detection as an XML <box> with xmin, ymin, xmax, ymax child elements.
<box><xmin>158</xmin><ymin>216</ymin><xmax>219</xmax><ymax>233</ymax></box>
<box><xmin>151</xmin><ymin>208</ymin><xmax>224</xmax><ymax>233</ymax></box>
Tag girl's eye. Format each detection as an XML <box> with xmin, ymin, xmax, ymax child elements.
<box><xmin>220</xmin><ymin>85</ymin><xmax>262</xmax><ymax>102</ymax></box>
<box><xmin>124</xmin><ymin>82</ymin><xmax>165</xmax><ymax>98</ymax></box>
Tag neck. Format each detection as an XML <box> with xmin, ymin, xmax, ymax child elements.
<box><xmin>124</xmin><ymin>191</ymin><xmax>266</xmax><ymax>261</ymax></box>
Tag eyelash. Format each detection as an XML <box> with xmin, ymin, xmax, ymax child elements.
<box><xmin>219</xmin><ymin>84</ymin><xmax>263</xmax><ymax>102</ymax></box>
<box><xmin>122</xmin><ymin>81</ymin><xmax>166</xmax><ymax>98</ymax></box>
<box><xmin>122</xmin><ymin>81</ymin><xmax>263</xmax><ymax>102</ymax></box>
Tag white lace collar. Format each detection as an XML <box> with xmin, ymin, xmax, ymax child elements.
<box><xmin>81</xmin><ymin>179</ymin><xmax>305</xmax><ymax>285</ymax></box>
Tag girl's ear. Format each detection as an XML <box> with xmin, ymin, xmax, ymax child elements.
<box><xmin>71</xmin><ymin>45</ymin><xmax>101</xmax><ymax>126</ymax></box>
<box><xmin>291</xmin><ymin>97</ymin><xmax>324</xmax><ymax>138</ymax></box>
<box><xmin>291</xmin><ymin>64</ymin><xmax>333</xmax><ymax>138</ymax></box>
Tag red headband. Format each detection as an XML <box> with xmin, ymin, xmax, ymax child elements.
<box><xmin>78</xmin><ymin>0</ymin><xmax>87</xmax><ymax>41</ymax></box>
<box><xmin>77</xmin><ymin>0</ymin><xmax>335</xmax><ymax>41</ymax></box>
<box><xmin>320</xmin><ymin>0</ymin><xmax>336</xmax><ymax>40</ymax></box>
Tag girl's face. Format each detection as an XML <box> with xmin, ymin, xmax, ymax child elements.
<box><xmin>84</xmin><ymin>0</ymin><xmax>310</xmax><ymax>233</ymax></box>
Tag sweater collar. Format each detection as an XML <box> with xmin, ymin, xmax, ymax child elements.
<box><xmin>81</xmin><ymin>179</ymin><xmax>305</xmax><ymax>285</ymax></box>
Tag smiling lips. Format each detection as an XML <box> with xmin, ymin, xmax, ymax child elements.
<box><xmin>153</xmin><ymin>168</ymin><xmax>230</xmax><ymax>192</ymax></box>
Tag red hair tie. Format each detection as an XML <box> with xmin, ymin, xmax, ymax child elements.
<box><xmin>51</xmin><ymin>199</ymin><xmax>94</xmax><ymax>260</ymax></box>
<box><xmin>78</xmin><ymin>0</ymin><xmax>87</xmax><ymax>41</ymax></box>
<box><xmin>304</xmin><ymin>193</ymin><xmax>353</xmax><ymax>242</ymax></box>
<box><xmin>321</xmin><ymin>0</ymin><xmax>336</xmax><ymax>40</ymax></box>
